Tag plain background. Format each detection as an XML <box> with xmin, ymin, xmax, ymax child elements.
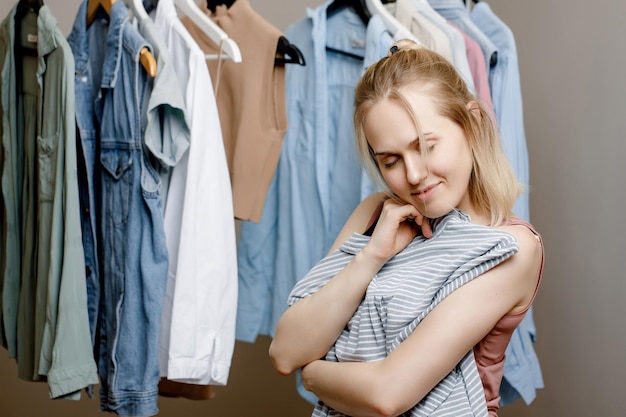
<box><xmin>0</xmin><ymin>0</ymin><xmax>624</xmax><ymax>416</ymax></box>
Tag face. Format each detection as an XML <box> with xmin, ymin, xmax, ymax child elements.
<box><xmin>364</xmin><ymin>87</ymin><xmax>478</xmax><ymax>220</ymax></box>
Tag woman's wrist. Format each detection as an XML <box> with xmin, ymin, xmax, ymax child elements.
<box><xmin>354</xmin><ymin>246</ymin><xmax>387</xmax><ymax>275</ymax></box>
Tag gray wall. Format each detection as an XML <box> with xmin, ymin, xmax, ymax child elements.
<box><xmin>0</xmin><ymin>0</ymin><xmax>624</xmax><ymax>416</ymax></box>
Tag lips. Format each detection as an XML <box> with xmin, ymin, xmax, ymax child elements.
<box><xmin>414</xmin><ymin>183</ymin><xmax>439</xmax><ymax>201</ymax></box>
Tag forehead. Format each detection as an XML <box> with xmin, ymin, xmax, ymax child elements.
<box><xmin>363</xmin><ymin>89</ymin><xmax>442</xmax><ymax>146</ymax></box>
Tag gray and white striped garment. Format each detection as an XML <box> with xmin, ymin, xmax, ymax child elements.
<box><xmin>288</xmin><ymin>210</ymin><xmax>519</xmax><ymax>417</ymax></box>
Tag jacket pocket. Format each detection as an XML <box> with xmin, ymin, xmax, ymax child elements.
<box><xmin>37</xmin><ymin>133</ymin><xmax>60</xmax><ymax>202</ymax></box>
<box><xmin>100</xmin><ymin>150</ymin><xmax>133</xmax><ymax>228</ymax></box>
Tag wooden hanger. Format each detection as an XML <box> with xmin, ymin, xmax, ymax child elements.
<box><xmin>86</xmin><ymin>0</ymin><xmax>157</xmax><ymax>77</ymax></box>
<box><xmin>174</xmin><ymin>0</ymin><xmax>242</xmax><ymax>63</ymax></box>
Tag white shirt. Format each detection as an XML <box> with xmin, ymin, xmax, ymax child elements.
<box><xmin>152</xmin><ymin>0</ymin><xmax>237</xmax><ymax>385</ymax></box>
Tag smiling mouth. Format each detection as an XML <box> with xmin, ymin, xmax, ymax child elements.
<box><xmin>414</xmin><ymin>183</ymin><xmax>438</xmax><ymax>201</ymax></box>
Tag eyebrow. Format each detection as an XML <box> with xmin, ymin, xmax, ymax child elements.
<box><xmin>373</xmin><ymin>132</ymin><xmax>434</xmax><ymax>156</ymax></box>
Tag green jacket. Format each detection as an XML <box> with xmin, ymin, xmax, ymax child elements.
<box><xmin>0</xmin><ymin>4</ymin><xmax>97</xmax><ymax>399</ymax></box>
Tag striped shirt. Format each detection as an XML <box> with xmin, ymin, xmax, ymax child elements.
<box><xmin>288</xmin><ymin>210</ymin><xmax>519</xmax><ymax>416</ymax></box>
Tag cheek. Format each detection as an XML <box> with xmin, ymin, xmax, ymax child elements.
<box><xmin>381</xmin><ymin>170</ymin><xmax>406</xmax><ymax>193</ymax></box>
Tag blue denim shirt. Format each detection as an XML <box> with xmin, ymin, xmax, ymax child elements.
<box><xmin>68</xmin><ymin>1</ymin><xmax>169</xmax><ymax>415</ymax></box>
<box><xmin>236</xmin><ymin>2</ymin><xmax>377</xmax><ymax>345</ymax></box>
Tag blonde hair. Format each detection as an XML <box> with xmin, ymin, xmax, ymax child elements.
<box><xmin>354</xmin><ymin>40</ymin><xmax>524</xmax><ymax>226</ymax></box>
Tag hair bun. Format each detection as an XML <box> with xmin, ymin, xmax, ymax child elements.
<box><xmin>387</xmin><ymin>39</ymin><xmax>422</xmax><ymax>57</ymax></box>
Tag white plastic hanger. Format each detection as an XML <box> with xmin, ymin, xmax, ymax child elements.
<box><xmin>174</xmin><ymin>0</ymin><xmax>242</xmax><ymax>63</ymax></box>
<box><xmin>125</xmin><ymin>0</ymin><xmax>150</xmax><ymax>21</ymax></box>
<box><xmin>365</xmin><ymin>0</ymin><xmax>422</xmax><ymax>44</ymax></box>
<box><xmin>413</xmin><ymin>0</ymin><xmax>441</xmax><ymax>16</ymax></box>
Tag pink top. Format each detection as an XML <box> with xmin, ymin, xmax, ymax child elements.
<box><xmin>473</xmin><ymin>218</ymin><xmax>544</xmax><ymax>416</ymax></box>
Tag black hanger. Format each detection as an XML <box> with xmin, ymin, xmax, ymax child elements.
<box><xmin>275</xmin><ymin>36</ymin><xmax>305</xmax><ymax>66</ymax></box>
<box><xmin>325</xmin><ymin>0</ymin><xmax>368</xmax><ymax>61</ymax></box>
<box><xmin>143</xmin><ymin>0</ymin><xmax>158</xmax><ymax>15</ymax></box>
<box><xmin>16</xmin><ymin>0</ymin><xmax>43</xmax><ymax>18</ymax></box>
<box><xmin>327</xmin><ymin>0</ymin><xmax>370</xmax><ymax>26</ymax></box>
<box><xmin>207</xmin><ymin>0</ymin><xmax>235</xmax><ymax>14</ymax></box>
<box><xmin>15</xmin><ymin>0</ymin><xmax>43</xmax><ymax>57</ymax></box>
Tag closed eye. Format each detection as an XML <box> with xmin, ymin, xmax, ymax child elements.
<box><xmin>378</xmin><ymin>156</ymin><xmax>400</xmax><ymax>168</ymax></box>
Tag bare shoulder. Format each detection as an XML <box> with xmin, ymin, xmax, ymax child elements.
<box><xmin>327</xmin><ymin>192</ymin><xmax>388</xmax><ymax>254</ymax></box>
<box><xmin>497</xmin><ymin>222</ymin><xmax>543</xmax><ymax>312</ymax></box>
<box><xmin>353</xmin><ymin>191</ymin><xmax>388</xmax><ymax>221</ymax></box>
<box><xmin>499</xmin><ymin>222</ymin><xmax>543</xmax><ymax>261</ymax></box>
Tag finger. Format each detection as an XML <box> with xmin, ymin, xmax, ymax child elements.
<box><xmin>421</xmin><ymin>217</ymin><xmax>433</xmax><ymax>239</ymax></box>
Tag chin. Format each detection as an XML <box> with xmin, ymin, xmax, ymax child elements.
<box><xmin>419</xmin><ymin>205</ymin><xmax>456</xmax><ymax>220</ymax></box>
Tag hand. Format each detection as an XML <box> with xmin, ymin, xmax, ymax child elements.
<box><xmin>363</xmin><ymin>198</ymin><xmax>432</xmax><ymax>265</ymax></box>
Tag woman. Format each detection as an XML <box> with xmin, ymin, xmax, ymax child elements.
<box><xmin>269</xmin><ymin>40</ymin><xmax>543</xmax><ymax>417</ymax></box>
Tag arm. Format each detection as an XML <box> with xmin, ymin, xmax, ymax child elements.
<box><xmin>269</xmin><ymin>194</ymin><xmax>430</xmax><ymax>375</ymax></box>
<box><xmin>327</xmin><ymin>192</ymin><xmax>386</xmax><ymax>254</ymax></box>
<box><xmin>301</xmin><ymin>225</ymin><xmax>543</xmax><ymax>417</ymax></box>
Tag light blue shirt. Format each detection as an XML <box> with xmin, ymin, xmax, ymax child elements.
<box><xmin>471</xmin><ymin>2</ymin><xmax>541</xmax><ymax>405</ymax></box>
<box><xmin>236</xmin><ymin>2</ymin><xmax>378</xmax><ymax>346</ymax></box>
<box><xmin>471</xmin><ymin>1</ymin><xmax>529</xmax><ymax>222</ymax></box>
<box><xmin>236</xmin><ymin>6</ymin><xmax>390</xmax><ymax>405</ymax></box>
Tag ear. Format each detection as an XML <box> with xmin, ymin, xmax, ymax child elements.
<box><xmin>466</xmin><ymin>100</ymin><xmax>482</xmax><ymax>122</ymax></box>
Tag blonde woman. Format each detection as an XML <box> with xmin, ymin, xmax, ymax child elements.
<box><xmin>270</xmin><ymin>40</ymin><xmax>543</xmax><ymax>417</ymax></box>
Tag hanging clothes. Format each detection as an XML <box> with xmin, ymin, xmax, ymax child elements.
<box><xmin>235</xmin><ymin>0</ymin><xmax>378</xmax><ymax>347</ymax></box>
<box><xmin>470</xmin><ymin>1</ymin><xmax>529</xmax><ymax>222</ymax></box>
<box><xmin>448</xmin><ymin>20</ymin><xmax>494</xmax><ymax>113</ymax></box>
<box><xmin>428</xmin><ymin>0</ymin><xmax>498</xmax><ymax>75</ymax></box>
<box><xmin>151</xmin><ymin>0</ymin><xmax>238</xmax><ymax>387</ymax></box>
<box><xmin>136</xmin><ymin>13</ymin><xmax>191</xmax><ymax>206</ymax></box>
<box><xmin>181</xmin><ymin>0</ymin><xmax>288</xmax><ymax>223</ymax></box>
<box><xmin>392</xmin><ymin>0</ymin><xmax>454</xmax><ymax>68</ymax></box>
<box><xmin>0</xmin><ymin>3</ymin><xmax>98</xmax><ymax>399</ymax></box>
<box><xmin>410</xmin><ymin>0</ymin><xmax>477</xmax><ymax>101</ymax></box>
<box><xmin>68</xmin><ymin>1</ymin><xmax>169</xmax><ymax>415</ymax></box>
<box><xmin>237</xmin><ymin>1</ymin><xmax>395</xmax><ymax>405</ymax></box>
<box><xmin>134</xmin><ymin>6</ymin><xmax>213</xmax><ymax>401</ymax></box>
<box><xmin>471</xmin><ymin>2</ymin><xmax>540</xmax><ymax>406</ymax></box>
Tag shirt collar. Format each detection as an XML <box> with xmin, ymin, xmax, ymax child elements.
<box><xmin>68</xmin><ymin>0</ymin><xmax>129</xmax><ymax>89</ymax></box>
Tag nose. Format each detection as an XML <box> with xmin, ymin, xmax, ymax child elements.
<box><xmin>405</xmin><ymin>153</ymin><xmax>428</xmax><ymax>185</ymax></box>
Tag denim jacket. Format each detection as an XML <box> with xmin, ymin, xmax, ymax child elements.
<box><xmin>68</xmin><ymin>1</ymin><xmax>169</xmax><ymax>415</ymax></box>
